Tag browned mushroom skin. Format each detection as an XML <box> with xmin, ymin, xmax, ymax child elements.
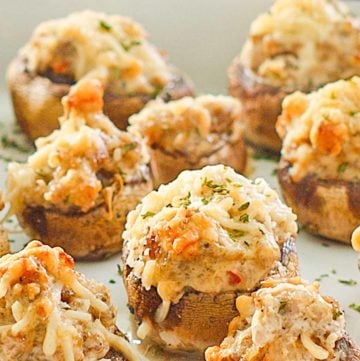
<box><xmin>228</xmin><ymin>59</ymin><xmax>293</xmax><ymax>154</ymax></box>
<box><xmin>7</xmin><ymin>57</ymin><xmax>194</xmax><ymax>140</ymax></box>
<box><xmin>18</xmin><ymin>181</ymin><xmax>152</xmax><ymax>260</ymax></box>
<box><xmin>149</xmin><ymin>137</ymin><xmax>247</xmax><ymax>187</ymax></box>
<box><xmin>122</xmin><ymin>237</ymin><xmax>298</xmax><ymax>352</ymax></box>
<box><xmin>278</xmin><ymin>162</ymin><xmax>360</xmax><ymax>243</ymax></box>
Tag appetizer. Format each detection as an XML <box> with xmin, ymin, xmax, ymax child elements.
<box><xmin>122</xmin><ymin>165</ymin><xmax>298</xmax><ymax>352</ymax></box>
<box><xmin>228</xmin><ymin>0</ymin><xmax>360</xmax><ymax>153</ymax></box>
<box><xmin>277</xmin><ymin>77</ymin><xmax>360</xmax><ymax>243</ymax></box>
<box><xmin>128</xmin><ymin>95</ymin><xmax>247</xmax><ymax>187</ymax></box>
<box><xmin>7</xmin><ymin>10</ymin><xmax>193</xmax><ymax>140</ymax></box>
<box><xmin>7</xmin><ymin>78</ymin><xmax>152</xmax><ymax>260</ymax></box>
<box><xmin>205</xmin><ymin>278</ymin><xmax>360</xmax><ymax>361</ymax></box>
<box><xmin>0</xmin><ymin>240</ymin><xmax>144</xmax><ymax>361</ymax></box>
<box><xmin>0</xmin><ymin>192</ymin><xmax>10</xmax><ymax>257</ymax></box>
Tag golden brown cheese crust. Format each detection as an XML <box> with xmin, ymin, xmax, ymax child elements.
<box><xmin>122</xmin><ymin>165</ymin><xmax>298</xmax><ymax>351</ymax></box>
<box><xmin>229</xmin><ymin>0</ymin><xmax>360</xmax><ymax>153</ymax></box>
<box><xmin>0</xmin><ymin>241</ymin><xmax>134</xmax><ymax>361</ymax></box>
<box><xmin>240</xmin><ymin>0</ymin><xmax>360</xmax><ymax>91</ymax></box>
<box><xmin>7</xmin><ymin>79</ymin><xmax>153</xmax><ymax>259</ymax></box>
<box><xmin>129</xmin><ymin>96</ymin><xmax>247</xmax><ymax>186</ymax></box>
<box><xmin>205</xmin><ymin>279</ymin><xmax>360</xmax><ymax>361</ymax></box>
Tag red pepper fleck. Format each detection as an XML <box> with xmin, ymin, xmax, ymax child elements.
<box><xmin>227</xmin><ymin>270</ymin><xmax>242</xmax><ymax>285</ymax></box>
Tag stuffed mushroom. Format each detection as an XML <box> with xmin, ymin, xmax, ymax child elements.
<box><xmin>128</xmin><ymin>95</ymin><xmax>247</xmax><ymax>187</ymax></box>
<box><xmin>277</xmin><ymin>77</ymin><xmax>360</xmax><ymax>243</ymax></box>
<box><xmin>205</xmin><ymin>278</ymin><xmax>360</xmax><ymax>361</ymax></box>
<box><xmin>7</xmin><ymin>10</ymin><xmax>193</xmax><ymax>140</ymax></box>
<box><xmin>0</xmin><ymin>240</ymin><xmax>145</xmax><ymax>361</ymax></box>
<box><xmin>228</xmin><ymin>0</ymin><xmax>360</xmax><ymax>153</ymax></box>
<box><xmin>7</xmin><ymin>78</ymin><xmax>152</xmax><ymax>260</ymax></box>
<box><xmin>122</xmin><ymin>164</ymin><xmax>298</xmax><ymax>352</ymax></box>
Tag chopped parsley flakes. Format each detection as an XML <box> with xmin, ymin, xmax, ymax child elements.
<box><xmin>99</xmin><ymin>20</ymin><xmax>112</xmax><ymax>31</ymax></box>
<box><xmin>338</xmin><ymin>279</ymin><xmax>357</xmax><ymax>286</ymax></box>
<box><xmin>141</xmin><ymin>211</ymin><xmax>155</xmax><ymax>219</ymax></box>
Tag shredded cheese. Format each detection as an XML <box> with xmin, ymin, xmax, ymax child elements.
<box><xmin>240</xmin><ymin>0</ymin><xmax>360</xmax><ymax>91</ymax></box>
<box><xmin>20</xmin><ymin>10</ymin><xmax>172</xmax><ymax>95</ymax></box>
<box><xmin>124</xmin><ymin>165</ymin><xmax>297</xmax><ymax>307</ymax></box>
<box><xmin>0</xmin><ymin>241</ymin><xmax>141</xmax><ymax>361</ymax></box>
<box><xmin>7</xmin><ymin>77</ymin><xmax>151</xmax><ymax>217</ymax></box>
<box><xmin>205</xmin><ymin>279</ymin><xmax>346</xmax><ymax>361</ymax></box>
<box><xmin>277</xmin><ymin>77</ymin><xmax>360</xmax><ymax>181</ymax></box>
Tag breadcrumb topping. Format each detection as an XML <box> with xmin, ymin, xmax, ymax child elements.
<box><xmin>128</xmin><ymin>96</ymin><xmax>244</xmax><ymax>161</ymax></box>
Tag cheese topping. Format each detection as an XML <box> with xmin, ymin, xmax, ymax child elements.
<box><xmin>277</xmin><ymin>77</ymin><xmax>360</xmax><ymax>182</ymax></box>
<box><xmin>240</xmin><ymin>0</ymin><xmax>360</xmax><ymax>90</ymax></box>
<box><xmin>205</xmin><ymin>279</ymin><xmax>346</xmax><ymax>361</ymax></box>
<box><xmin>0</xmin><ymin>241</ymin><xmax>142</xmax><ymax>361</ymax></box>
<box><xmin>124</xmin><ymin>165</ymin><xmax>297</xmax><ymax>304</ymax></box>
<box><xmin>21</xmin><ymin>10</ymin><xmax>172</xmax><ymax>95</ymax></box>
<box><xmin>128</xmin><ymin>96</ymin><xmax>244</xmax><ymax>161</ymax></box>
<box><xmin>7</xmin><ymin>78</ymin><xmax>150</xmax><ymax>215</ymax></box>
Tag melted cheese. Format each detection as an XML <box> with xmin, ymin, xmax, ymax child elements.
<box><xmin>124</xmin><ymin>165</ymin><xmax>297</xmax><ymax>304</ymax></box>
<box><xmin>21</xmin><ymin>10</ymin><xmax>172</xmax><ymax>95</ymax></box>
<box><xmin>7</xmin><ymin>78</ymin><xmax>150</xmax><ymax>215</ymax></box>
<box><xmin>129</xmin><ymin>95</ymin><xmax>243</xmax><ymax>160</ymax></box>
<box><xmin>240</xmin><ymin>0</ymin><xmax>360</xmax><ymax>90</ymax></box>
<box><xmin>277</xmin><ymin>77</ymin><xmax>360</xmax><ymax>181</ymax></box>
<box><xmin>205</xmin><ymin>279</ymin><xmax>346</xmax><ymax>361</ymax></box>
<box><xmin>0</xmin><ymin>241</ymin><xmax>141</xmax><ymax>361</ymax></box>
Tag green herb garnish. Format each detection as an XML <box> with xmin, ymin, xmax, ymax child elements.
<box><xmin>121</xmin><ymin>40</ymin><xmax>142</xmax><ymax>52</ymax></box>
<box><xmin>315</xmin><ymin>274</ymin><xmax>329</xmax><ymax>282</ymax></box>
<box><xmin>349</xmin><ymin>303</ymin><xmax>360</xmax><ymax>313</ymax></box>
<box><xmin>179</xmin><ymin>192</ymin><xmax>191</xmax><ymax>208</ymax></box>
<box><xmin>1</xmin><ymin>135</ymin><xmax>29</xmax><ymax>153</ymax></box>
<box><xmin>337</xmin><ymin>162</ymin><xmax>349</xmax><ymax>174</ymax></box>
<box><xmin>278</xmin><ymin>301</ymin><xmax>288</xmax><ymax>313</ymax></box>
<box><xmin>109</xmin><ymin>279</ymin><xmax>116</xmax><ymax>284</ymax></box>
<box><xmin>239</xmin><ymin>213</ymin><xmax>249</xmax><ymax>223</ymax></box>
<box><xmin>122</xmin><ymin>142</ymin><xmax>137</xmax><ymax>153</ymax></box>
<box><xmin>339</xmin><ymin>279</ymin><xmax>357</xmax><ymax>286</ymax></box>
<box><xmin>332</xmin><ymin>309</ymin><xmax>342</xmax><ymax>320</ymax></box>
<box><xmin>99</xmin><ymin>20</ymin><xmax>112</xmax><ymax>31</ymax></box>
<box><xmin>141</xmin><ymin>211</ymin><xmax>155</xmax><ymax>219</ymax></box>
<box><xmin>238</xmin><ymin>202</ymin><xmax>250</xmax><ymax>212</ymax></box>
<box><xmin>202</xmin><ymin>178</ymin><xmax>229</xmax><ymax>195</ymax></box>
<box><xmin>117</xmin><ymin>264</ymin><xmax>123</xmax><ymax>276</ymax></box>
<box><xmin>227</xmin><ymin>229</ymin><xmax>246</xmax><ymax>239</ymax></box>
